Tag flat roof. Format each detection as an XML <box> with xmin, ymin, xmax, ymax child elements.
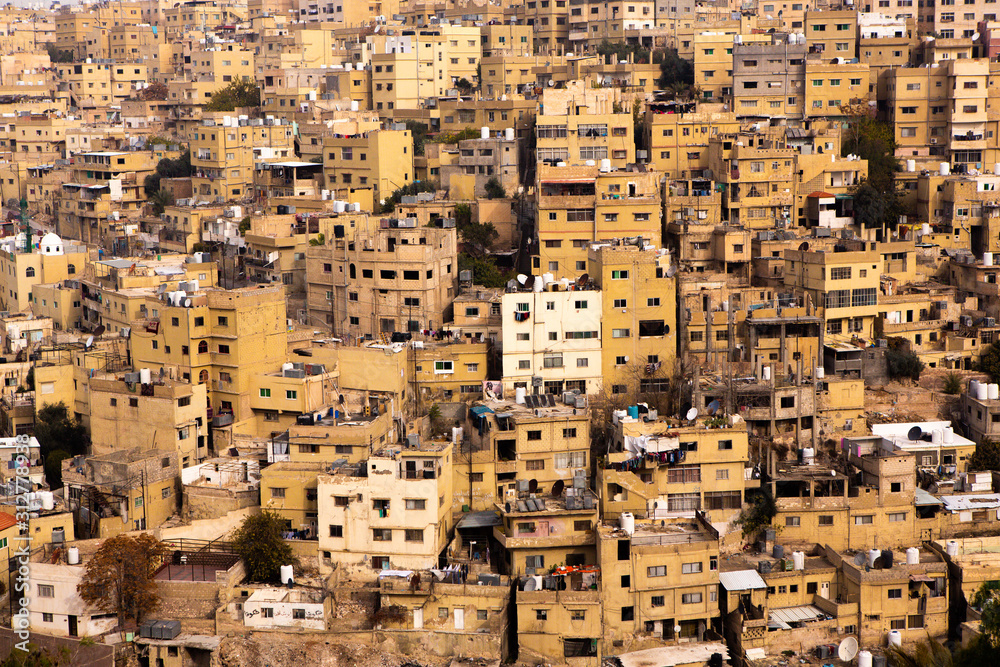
<box><xmin>719</xmin><ymin>569</ymin><xmax>767</xmax><ymax>591</ymax></box>
<box><xmin>872</xmin><ymin>421</ymin><xmax>975</xmax><ymax>450</ymax></box>
<box><xmin>615</xmin><ymin>643</ymin><xmax>729</xmax><ymax>667</ymax></box>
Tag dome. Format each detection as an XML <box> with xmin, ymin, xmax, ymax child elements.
<box><xmin>40</xmin><ymin>232</ymin><xmax>63</xmax><ymax>256</ymax></box>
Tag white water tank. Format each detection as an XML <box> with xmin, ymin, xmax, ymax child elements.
<box><xmin>971</xmin><ymin>379</ymin><xmax>980</xmax><ymax>396</ymax></box>
<box><xmin>584</xmin><ymin>160</ymin><xmax>596</xmax><ymax>167</ymax></box>
<box><xmin>906</xmin><ymin>547</ymin><xmax>920</xmax><ymax>565</ymax></box>
<box><xmin>906</xmin><ymin>159</ymin><xmax>916</xmax><ymax>172</ymax></box>
<box><xmin>940</xmin><ymin>162</ymin><xmax>951</xmax><ymax>176</ymax></box>
<box><xmin>350</xmin><ymin>100</ymin><xmax>359</xmax><ymax>112</ymax></box>
<box><xmin>858</xmin><ymin>651</ymin><xmax>873</xmax><ymax>667</ymax></box>
<box><xmin>352</xmin><ymin>203</ymin><xmax>362</xmax><ymax>212</ymax></box>
<box><xmin>280</xmin><ymin>564</ymin><xmax>294</xmax><ymax>585</ymax></box>
<box><xmin>816</xmin><ymin>366</ymin><xmax>825</xmax><ymax>379</ymax></box>
<box><xmin>868</xmin><ymin>549</ymin><xmax>881</xmax><ymax>567</ymax></box>
<box><xmin>533</xmin><ymin>276</ymin><xmax>543</xmax><ymax>292</ymax></box>
<box><xmin>39</xmin><ymin>491</ymin><xmax>54</xmax><ymax>511</ymax></box>
<box><xmin>480</xmin><ymin>126</ymin><xmax>490</xmax><ymax>140</ymax></box>
<box><xmin>994</xmin><ymin>162</ymin><xmax>1000</xmax><ymax>176</ymax></box>
<box><xmin>986</xmin><ymin>252</ymin><xmax>994</xmax><ymax>267</ymax></box>
<box><xmin>333</xmin><ymin>200</ymin><xmax>346</xmax><ymax>214</ymax></box>
<box><xmin>762</xmin><ymin>366</ymin><xmax>771</xmax><ymax>381</ymax></box>
<box><xmin>792</xmin><ymin>551</ymin><xmax>805</xmax><ymax>570</ymax></box>
<box><xmin>990</xmin><ymin>384</ymin><xmax>1000</xmax><ymax>400</ymax></box>
<box><xmin>451</xmin><ymin>426</ymin><xmax>463</xmax><ymax>444</ymax></box>
<box><xmin>515</xmin><ymin>387</ymin><xmax>527</xmax><ymax>405</ymax></box>
<box><xmin>922</xmin><ymin>223</ymin><xmax>931</xmax><ymax>236</ymax></box>
<box><xmin>620</xmin><ymin>512</ymin><xmax>635</xmax><ymax>535</ymax></box>
<box><xmin>599</xmin><ymin>158</ymin><xmax>612</xmax><ymax>173</ymax></box>
<box><xmin>946</xmin><ymin>540</ymin><xmax>959</xmax><ymax>557</ymax></box>
<box><xmin>140</xmin><ymin>368</ymin><xmax>151</xmax><ymax>385</ymax></box>
<box><xmin>505</xmin><ymin>127</ymin><xmax>514</xmax><ymax>141</ymax></box>
<box><xmin>67</xmin><ymin>547</ymin><xmax>80</xmax><ymax>565</ymax></box>
<box><xmin>888</xmin><ymin>630</ymin><xmax>902</xmax><ymax>648</ymax></box>
<box><xmin>932</xmin><ymin>429</ymin><xmax>943</xmax><ymax>444</ymax></box>
<box><xmin>542</xmin><ymin>272</ymin><xmax>554</xmax><ymax>285</ymax></box>
<box><xmin>282</xmin><ymin>362</ymin><xmax>294</xmax><ymax>373</ymax></box>
<box><xmin>944</xmin><ymin>427</ymin><xmax>955</xmax><ymax>443</ymax></box>
<box><xmin>978</xmin><ymin>382</ymin><xmax>989</xmax><ymax>400</ymax></box>
<box><xmin>801</xmin><ymin>448</ymin><xmax>815</xmax><ymax>465</ymax></box>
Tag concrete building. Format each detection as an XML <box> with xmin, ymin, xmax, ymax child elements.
<box><xmin>0</xmin><ymin>233</ymin><xmax>87</xmax><ymax>314</ymax></box>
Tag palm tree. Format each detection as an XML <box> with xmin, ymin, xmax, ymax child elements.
<box><xmin>308</xmin><ymin>233</ymin><xmax>325</xmax><ymax>247</ymax></box>
<box><xmin>887</xmin><ymin>639</ymin><xmax>952</xmax><ymax>667</ymax></box>
<box><xmin>148</xmin><ymin>189</ymin><xmax>174</xmax><ymax>216</ymax></box>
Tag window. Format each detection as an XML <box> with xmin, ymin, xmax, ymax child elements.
<box><xmin>434</xmin><ymin>361</ymin><xmax>454</xmax><ymax>374</ymax></box>
<box><xmin>38</xmin><ymin>584</ymin><xmax>54</xmax><ymax>598</ymax></box>
<box><xmin>611</xmin><ymin>270</ymin><xmax>629</xmax><ymax>279</ymax></box>
<box><xmin>42</xmin><ymin>613</ymin><xmax>52</xmax><ymax>622</ymax></box>
<box><xmin>888</xmin><ymin>512</ymin><xmax>907</xmax><ymax>522</ymax></box>
<box><xmin>717</xmin><ymin>469</ymin><xmax>729</xmax><ymax>480</ymax></box>
<box><xmin>682</xmin><ymin>592</ymin><xmax>703</xmax><ymax>604</ymax></box>
<box><xmin>259</xmin><ymin>388</ymin><xmax>271</xmax><ymax>398</ymax></box>
<box><xmin>526</xmin><ymin>459</ymin><xmax>545</xmax><ymax>471</ymax></box>
<box><xmin>888</xmin><ymin>589</ymin><xmax>902</xmax><ymax>599</ymax></box>
<box><xmin>647</xmin><ymin>565</ymin><xmax>667</xmax><ymax>577</ymax></box>
<box><xmin>406</xmin><ymin>499</ymin><xmax>426</xmax><ymax>510</ymax></box>
<box><xmin>270</xmin><ymin>487</ymin><xmax>286</xmax><ymax>498</ymax></box>
<box><xmin>536</xmin><ymin>609</ymin><xmax>547</xmax><ymax>620</ymax></box>
<box><xmin>786</xmin><ymin>516</ymin><xmax>801</xmax><ymax>527</ymax></box>
<box><xmin>682</xmin><ymin>562</ymin><xmax>703</xmax><ymax>574</ymax></box>
<box><xmin>831</xmin><ymin>267</ymin><xmax>851</xmax><ymax>280</ymax></box>
<box><xmin>405</xmin><ymin>529</ymin><xmax>424</xmax><ymax>542</ymax></box>
<box><xmin>612</xmin><ymin>329</ymin><xmax>630</xmax><ymax>338</ymax></box>
<box><xmin>819</xmin><ymin>515</ymin><xmax>834</xmax><ymax>526</ymax></box>
<box><xmin>373</xmin><ymin>528</ymin><xmax>392</xmax><ymax>541</ymax></box>
<box><xmin>329</xmin><ymin>525</ymin><xmax>343</xmax><ymax>538</ymax></box>
<box><xmin>855</xmin><ymin>515</ymin><xmax>874</xmax><ymax>525</ymax></box>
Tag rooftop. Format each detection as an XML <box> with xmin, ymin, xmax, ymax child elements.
<box><xmin>612</xmin><ymin>643</ymin><xmax>729</xmax><ymax>667</ymax></box>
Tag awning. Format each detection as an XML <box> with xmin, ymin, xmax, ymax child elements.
<box><xmin>915</xmin><ymin>488</ymin><xmax>943</xmax><ymax>506</ymax></box>
<box><xmin>910</xmin><ymin>574</ymin><xmax>934</xmax><ymax>583</ymax></box>
<box><xmin>768</xmin><ymin>604</ymin><xmax>825</xmax><ymax>629</ymax></box>
<box><xmin>469</xmin><ymin>405</ymin><xmax>494</xmax><ymax>417</ymax></box>
<box><xmin>377</xmin><ymin>569</ymin><xmax>413</xmax><ymax>579</ymax></box>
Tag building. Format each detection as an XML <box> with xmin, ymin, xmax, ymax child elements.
<box><xmin>0</xmin><ymin>233</ymin><xmax>87</xmax><ymax>314</ymax></box>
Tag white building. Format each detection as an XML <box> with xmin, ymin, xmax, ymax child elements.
<box><xmin>500</xmin><ymin>287</ymin><xmax>603</xmax><ymax>395</ymax></box>
<box><xmin>243</xmin><ymin>587</ymin><xmax>327</xmax><ymax>630</ymax></box>
<box><xmin>28</xmin><ymin>562</ymin><xmax>118</xmax><ymax>638</ymax></box>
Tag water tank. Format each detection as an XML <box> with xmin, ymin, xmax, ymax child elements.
<box><xmin>990</xmin><ymin>384</ymin><xmax>1000</xmax><ymax>400</ymax></box>
<box><xmin>532</xmin><ymin>276</ymin><xmax>543</xmax><ymax>292</ymax></box>
<box><xmin>451</xmin><ymin>426</ymin><xmax>463</xmax><ymax>444</ymax></box>
<box><xmin>858</xmin><ymin>651</ymin><xmax>873</xmax><ymax>667</ymax></box>
<box><xmin>515</xmin><ymin>387</ymin><xmax>527</xmax><ymax>405</ymax></box>
<box><xmin>940</xmin><ymin>162</ymin><xmax>950</xmax><ymax>176</ymax></box>
<box><xmin>620</xmin><ymin>512</ymin><xmax>635</xmax><ymax>535</ymax></box>
<box><xmin>584</xmin><ymin>160</ymin><xmax>596</xmax><ymax>166</ymax></box>
<box><xmin>67</xmin><ymin>547</ymin><xmax>80</xmax><ymax>565</ymax></box>
<box><xmin>802</xmin><ymin>448</ymin><xmax>815</xmax><ymax>465</ymax></box>
<box><xmin>39</xmin><ymin>491</ymin><xmax>54</xmax><ymax>511</ymax></box>
<box><xmin>944</xmin><ymin>427</ymin><xmax>955</xmax><ymax>443</ymax></box>
<box><xmin>978</xmin><ymin>382</ymin><xmax>989</xmax><ymax>400</ymax></box>
<box><xmin>773</xmin><ymin>544</ymin><xmax>785</xmax><ymax>559</ymax></box>
<box><xmin>888</xmin><ymin>630</ymin><xmax>903</xmax><ymax>648</ymax></box>
<box><xmin>480</xmin><ymin>126</ymin><xmax>490</xmax><ymax>140</ymax></box>
<box><xmin>906</xmin><ymin>159</ymin><xmax>916</xmax><ymax>173</ymax></box>
<box><xmin>792</xmin><ymin>551</ymin><xmax>805</xmax><ymax>570</ymax></box>
<box><xmin>352</xmin><ymin>203</ymin><xmax>361</xmax><ymax>212</ymax></box>
<box><xmin>971</xmin><ymin>380</ymin><xmax>980</xmax><ymax>396</ymax></box>
<box><xmin>627</xmin><ymin>405</ymin><xmax>639</xmax><ymax>419</ymax></box>
<box><xmin>599</xmin><ymin>158</ymin><xmax>612</xmax><ymax>173</ymax></box>
<box><xmin>763</xmin><ymin>366</ymin><xmax>772</xmax><ymax>381</ymax></box>
<box><xmin>932</xmin><ymin>429</ymin><xmax>943</xmax><ymax>444</ymax></box>
<box><xmin>906</xmin><ymin>547</ymin><xmax>920</xmax><ymax>565</ymax></box>
<box><xmin>505</xmin><ymin>127</ymin><xmax>514</xmax><ymax>141</ymax></box>
<box><xmin>140</xmin><ymin>368</ymin><xmax>151</xmax><ymax>385</ymax></box>
<box><xmin>922</xmin><ymin>223</ymin><xmax>931</xmax><ymax>236</ymax></box>
<box><xmin>613</xmin><ymin>409</ymin><xmax>627</xmax><ymax>424</ymax></box>
<box><xmin>816</xmin><ymin>366</ymin><xmax>825</xmax><ymax>379</ymax></box>
<box><xmin>333</xmin><ymin>200</ymin><xmax>346</xmax><ymax>214</ymax></box>
<box><xmin>350</xmin><ymin>100</ymin><xmax>359</xmax><ymax>112</ymax></box>
<box><xmin>946</xmin><ymin>540</ymin><xmax>959</xmax><ymax>557</ymax></box>
<box><xmin>986</xmin><ymin>252</ymin><xmax>994</xmax><ymax>267</ymax></box>
<box><xmin>994</xmin><ymin>162</ymin><xmax>999</xmax><ymax>176</ymax></box>
<box><xmin>280</xmin><ymin>564</ymin><xmax>294</xmax><ymax>585</ymax></box>
<box><xmin>543</xmin><ymin>272</ymin><xmax>554</xmax><ymax>285</ymax></box>
<box><xmin>868</xmin><ymin>549</ymin><xmax>881</xmax><ymax>567</ymax></box>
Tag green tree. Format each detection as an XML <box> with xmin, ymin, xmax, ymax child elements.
<box><xmin>380</xmin><ymin>180</ymin><xmax>438</xmax><ymax>213</ymax></box>
<box><xmin>943</xmin><ymin>372</ymin><xmax>963</xmax><ymax>395</ymax></box>
<box><xmin>484</xmin><ymin>177</ymin><xmax>506</xmax><ymax>199</ymax></box>
<box><xmin>34</xmin><ymin>402</ymin><xmax>88</xmax><ymax>487</ymax></box>
<box><xmin>458</xmin><ymin>254</ymin><xmax>509</xmax><ymax>288</ymax></box>
<box><xmin>137</xmin><ymin>82</ymin><xmax>168</xmax><ymax>101</ymax></box>
<box><xmin>45</xmin><ymin>449</ymin><xmax>72</xmax><ymax>489</ymax></box>
<box><xmin>980</xmin><ymin>341</ymin><xmax>1000</xmax><ymax>382</ymax></box>
<box><xmin>231</xmin><ymin>510</ymin><xmax>294</xmax><ymax>583</ymax></box>
<box><xmin>77</xmin><ymin>533</ymin><xmax>165</xmax><ymax>631</ymax></box>
<box><xmin>428</xmin><ymin>127</ymin><xmax>481</xmax><ymax>145</ymax></box>
<box><xmin>203</xmin><ymin>79</ymin><xmax>260</xmax><ymax>112</ymax></box>
<box><xmin>308</xmin><ymin>233</ymin><xmax>325</xmax><ymax>247</ymax></box>
<box><xmin>148</xmin><ymin>189</ymin><xmax>175</xmax><ymax>217</ymax></box>
<box><xmin>733</xmin><ymin>487</ymin><xmax>777</xmax><ymax>540</ymax></box>
<box><xmin>851</xmin><ymin>179</ymin><xmax>903</xmax><ymax>230</ymax></box>
<box><xmin>0</xmin><ymin>644</ymin><xmax>73</xmax><ymax>666</ymax></box>
<box><xmin>841</xmin><ymin>100</ymin><xmax>899</xmax><ymax>193</ymax></box>
<box><xmin>455</xmin><ymin>77</ymin><xmax>474</xmax><ymax>94</ymax></box>
<box><xmin>656</xmin><ymin>49</ymin><xmax>694</xmax><ymax>90</ymax></box>
<box><xmin>453</xmin><ymin>203</ymin><xmax>472</xmax><ymax>227</ymax></box>
<box><xmin>969</xmin><ymin>439</ymin><xmax>1000</xmax><ymax>472</ymax></box>
<box><xmin>238</xmin><ymin>216</ymin><xmax>251</xmax><ymax>235</ymax></box>
<box><xmin>404</xmin><ymin>121</ymin><xmax>429</xmax><ymax>156</ymax></box>
<box><xmin>887</xmin><ymin>639</ymin><xmax>953</xmax><ymax>667</ymax></box>
<box><xmin>955</xmin><ymin>636</ymin><xmax>1000</xmax><ymax>667</ymax></box>
<box><xmin>44</xmin><ymin>43</ymin><xmax>74</xmax><ymax>63</ymax></box>
<box><xmin>459</xmin><ymin>221</ymin><xmax>499</xmax><ymax>257</ymax></box>
<box><xmin>143</xmin><ymin>150</ymin><xmax>192</xmax><ymax>196</ymax></box>
<box><xmin>886</xmin><ymin>347</ymin><xmax>924</xmax><ymax>382</ymax></box>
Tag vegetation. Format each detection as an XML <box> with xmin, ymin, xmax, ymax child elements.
<box><xmin>841</xmin><ymin>100</ymin><xmax>899</xmax><ymax>192</ymax></box>
<box><xmin>733</xmin><ymin>487</ymin><xmax>777</xmax><ymax>540</ymax></box>
<box><xmin>483</xmin><ymin>177</ymin><xmax>506</xmax><ymax>200</ymax></box>
<box><xmin>972</xmin><ymin>580</ymin><xmax>1000</xmax><ymax>609</ymax></box>
<box><xmin>136</xmin><ymin>82</ymin><xmax>168</xmax><ymax>102</ymax></box>
<box><xmin>1</xmin><ymin>645</ymin><xmax>77</xmax><ymax>666</ymax></box>
<box><xmin>455</xmin><ymin>77</ymin><xmax>475</xmax><ymax>94</ymax></box>
<box><xmin>78</xmin><ymin>533</ymin><xmax>165</xmax><ymax>631</ymax></box>
<box><xmin>885</xmin><ymin>339</ymin><xmax>924</xmax><ymax>383</ymax></box>
<box><xmin>143</xmin><ymin>150</ymin><xmax>192</xmax><ymax>196</ymax></box>
<box><xmin>231</xmin><ymin>510</ymin><xmax>294</xmax><ymax>583</ymax></box>
<box><xmin>309</xmin><ymin>233</ymin><xmax>325</xmax><ymax>247</ymax></box>
<box><xmin>44</xmin><ymin>43</ymin><xmax>74</xmax><ymax>63</ymax></box>
<box><xmin>979</xmin><ymin>341</ymin><xmax>1000</xmax><ymax>383</ymax></box>
<box><xmin>380</xmin><ymin>180</ymin><xmax>438</xmax><ymax>213</ymax></box>
<box><xmin>238</xmin><ymin>216</ymin><xmax>251</xmax><ymax>235</ymax></box>
<box><xmin>203</xmin><ymin>79</ymin><xmax>260</xmax><ymax>112</ymax></box>
<box><xmin>148</xmin><ymin>189</ymin><xmax>175</xmax><ymax>217</ymax></box>
<box><xmin>887</xmin><ymin>639</ymin><xmax>954</xmax><ymax>667</ymax></box>
<box><xmin>943</xmin><ymin>372</ymin><xmax>964</xmax><ymax>395</ymax></box>
<box><xmin>453</xmin><ymin>204</ymin><xmax>499</xmax><ymax>256</ymax></box>
<box><xmin>596</xmin><ymin>40</ymin><xmax>651</xmax><ymax>64</ymax></box>
<box><xmin>458</xmin><ymin>253</ymin><xmax>510</xmax><ymax>288</ymax></box>
<box><xmin>405</xmin><ymin>120</ymin><xmax>429</xmax><ymax>156</ymax></box>
<box><xmin>656</xmin><ymin>49</ymin><xmax>694</xmax><ymax>92</ymax></box>
<box><xmin>428</xmin><ymin>127</ymin><xmax>482</xmax><ymax>145</ymax></box>
<box><xmin>34</xmin><ymin>402</ymin><xmax>88</xmax><ymax>488</ymax></box>
<box><xmin>969</xmin><ymin>439</ymin><xmax>1000</xmax><ymax>472</ymax></box>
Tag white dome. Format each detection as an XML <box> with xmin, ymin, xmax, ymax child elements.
<box><xmin>40</xmin><ymin>232</ymin><xmax>63</xmax><ymax>256</ymax></box>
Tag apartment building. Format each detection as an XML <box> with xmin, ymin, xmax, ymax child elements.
<box><xmin>305</xmin><ymin>224</ymin><xmax>457</xmax><ymax>337</ymax></box>
<box><xmin>710</xmin><ymin>133</ymin><xmax>797</xmax><ymax>228</ymax></box>
<box><xmin>13</xmin><ymin>114</ymin><xmax>71</xmax><ymax>165</ymax></box>
<box><xmin>439</xmin><ymin>135</ymin><xmax>521</xmax><ymax>199</ymax></box>
<box><xmin>804</xmin><ymin>60</ymin><xmax>869</xmax><ymax>119</ymax></box>
<box><xmin>804</xmin><ymin>10</ymin><xmax>858</xmax><ymax>56</ymax></box>
<box><xmin>88</xmin><ymin>377</ymin><xmax>208</xmax><ymax>467</ymax></box>
<box><xmin>534</xmin><ymin>165</ymin><xmax>661</xmax><ymax>280</ymax></box>
<box><xmin>260</xmin><ymin>461</ymin><xmax>325</xmax><ymax>538</ymax></box>
<box><xmin>694</xmin><ymin>31</ymin><xmax>770</xmax><ymax>103</ymax></box>
<box><xmin>535</xmin><ymin>103</ymin><xmax>635</xmax><ymax>169</ymax></box>
<box><xmin>644</xmin><ymin>101</ymin><xmax>740</xmax><ymax>179</ymax></box>
<box><xmin>732</xmin><ymin>38</ymin><xmax>808</xmax><ymax>119</ymax></box>
<box><xmin>588</xmin><ymin>241</ymin><xmax>677</xmax><ymax>391</ymax></box>
<box><xmin>0</xmin><ymin>233</ymin><xmax>87</xmax><ymax>314</ymax></box>
<box><xmin>568</xmin><ymin>0</ymin><xmax>655</xmax><ymax>53</ymax></box>
<box><xmin>321</xmin><ymin>128</ymin><xmax>413</xmax><ymax>205</ymax></box>
<box><xmin>129</xmin><ymin>286</ymin><xmax>289</xmax><ymax>427</ymax></box>
<box><xmin>316</xmin><ymin>442</ymin><xmax>455</xmax><ymax>573</ymax></box>
<box><xmin>500</xmin><ymin>286</ymin><xmax>603</xmax><ymax>395</ymax></box>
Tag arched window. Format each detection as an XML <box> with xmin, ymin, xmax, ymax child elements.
<box><xmin>25</xmin><ymin>267</ymin><xmax>34</xmax><ymax>278</ymax></box>
<box><xmin>198</xmin><ymin>340</ymin><xmax>208</xmax><ymax>354</ymax></box>
<box><xmin>67</xmin><ymin>264</ymin><xmax>76</xmax><ymax>275</ymax></box>
<box><xmin>199</xmin><ymin>369</ymin><xmax>209</xmax><ymax>384</ymax></box>
<box><xmin>349</xmin><ymin>263</ymin><xmax>356</xmax><ymax>279</ymax></box>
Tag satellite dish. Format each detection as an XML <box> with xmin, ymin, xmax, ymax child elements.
<box><xmin>528</xmin><ymin>479</ymin><xmax>538</xmax><ymax>494</ymax></box>
<box><xmin>551</xmin><ymin>479</ymin><xmax>565</xmax><ymax>497</ymax></box>
<box><xmin>523</xmin><ymin>577</ymin><xmax>538</xmax><ymax>591</ymax></box>
<box><xmin>838</xmin><ymin>637</ymin><xmax>859</xmax><ymax>662</ymax></box>
<box><xmin>686</xmin><ymin>407</ymin><xmax>698</xmax><ymax>421</ymax></box>
<box><xmin>798</xmin><ymin>242</ymin><xmax>809</xmax><ymax>252</ymax></box>
<box><xmin>707</xmin><ymin>400</ymin><xmax>721</xmax><ymax>416</ymax></box>
<box><xmin>578</xmin><ymin>273</ymin><xmax>590</xmax><ymax>285</ymax></box>
<box><xmin>92</xmin><ymin>325</ymin><xmax>105</xmax><ymax>337</ymax></box>
<box><xmin>973</xmin><ymin>32</ymin><xmax>981</xmax><ymax>40</ymax></box>
<box><xmin>666</xmin><ymin>265</ymin><xmax>677</xmax><ymax>278</ymax></box>
<box><xmin>85</xmin><ymin>336</ymin><xmax>93</xmax><ymax>348</ymax></box>
<box><xmin>516</xmin><ymin>274</ymin><xmax>528</xmax><ymax>285</ymax></box>
<box><xmin>853</xmin><ymin>552</ymin><xmax>866</xmax><ymax>567</ymax></box>
<box><xmin>907</xmin><ymin>426</ymin><xmax>924</xmax><ymax>441</ymax></box>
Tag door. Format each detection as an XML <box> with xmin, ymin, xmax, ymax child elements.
<box><xmin>454</xmin><ymin>608</ymin><xmax>465</xmax><ymax>630</ymax></box>
<box><xmin>820</xmin><ymin>582</ymin><xmax>830</xmax><ymax>599</ymax></box>
<box><xmin>68</xmin><ymin>615</ymin><xmax>78</xmax><ymax>637</ymax></box>
<box><xmin>413</xmin><ymin>608</ymin><xmax>423</xmax><ymax>629</ymax></box>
